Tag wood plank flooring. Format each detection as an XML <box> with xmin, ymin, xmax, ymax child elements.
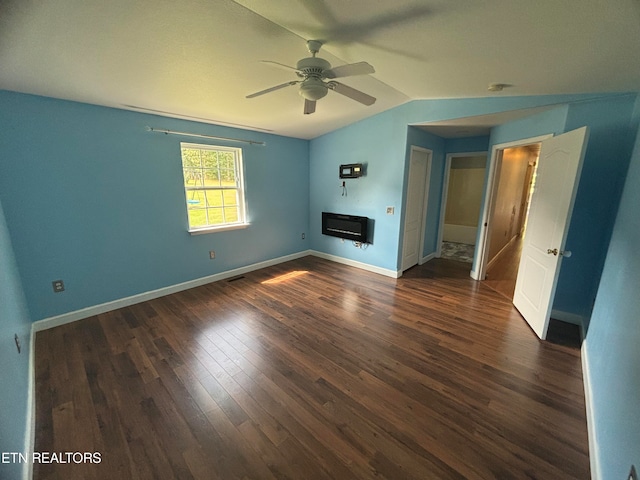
<box><xmin>485</xmin><ymin>235</ymin><xmax>525</xmax><ymax>301</ymax></box>
<box><xmin>34</xmin><ymin>256</ymin><xmax>589</xmax><ymax>479</ymax></box>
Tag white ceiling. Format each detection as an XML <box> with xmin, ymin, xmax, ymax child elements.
<box><xmin>1</xmin><ymin>0</ymin><xmax>639</xmax><ymax>140</ymax></box>
<box><xmin>415</xmin><ymin>106</ymin><xmax>559</xmax><ymax>138</ymax></box>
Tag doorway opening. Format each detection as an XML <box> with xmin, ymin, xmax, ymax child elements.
<box><xmin>472</xmin><ymin>134</ymin><xmax>551</xmax><ymax>284</ymax></box>
<box><xmin>483</xmin><ymin>143</ymin><xmax>540</xmax><ymax>300</ymax></box>
<box><xmin>472</xmin><ymin>127</ymin><xmax>589</xmax><ymax>340</ymax></box>
<box><xmin>437</xmin><ymin>153</ymin><xmax>487</xmax><ymax>267</ymax></box>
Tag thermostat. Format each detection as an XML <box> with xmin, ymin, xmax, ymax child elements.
<box><xmin>339</xmin><ymin>163</ymin><xmax>364</xmax><ymax>178</ymax></box>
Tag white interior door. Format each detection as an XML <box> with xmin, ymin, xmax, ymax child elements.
<box><xmin>513</xmin><ymin>127</ymin><xmax>589</xmax><ymax>339</ymax></box>
<box><xmin>402</xmin><ymin>147</ymin><xmax>431</xmax><ymax>271</ymax></box>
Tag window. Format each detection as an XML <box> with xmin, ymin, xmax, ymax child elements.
<box><xmin>180</xmin><ymin>143</ymin><xmax>247</xmax><ymax>233</ymax></box>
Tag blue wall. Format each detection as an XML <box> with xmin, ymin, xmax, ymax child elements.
<box><xmin>0</xmin><ymin>91</ymin><xmax>310</xmax><ymax>321</ymax></box>
<box><xmin>0</xmin><ymin>199</ymin><xmax>32</xmax><ymax>480</ymax></box>
<box><xmin>488</xmin><ymin>105</ymin><xmax>569</xmax><ymax>146</ymax></box>
<box><xmin>584</xmin><ymin>104</ymin><xmax>640</xmax><ymax>480</ymax></box>
<box><xmin>399</xmin><ymin>94</ymin><xmax>603</xmax><ymax>126</ymax></box>
<box><xmin>309</xmin><ymin>93</ymin><xmax>624</xmax><ymax>275</ymax></box>
<box><xmin>309</xmin><ymin>110</ymin><xmax>408</xmax><ymax>272</ymax></box>
<box><xmin>477</xmin><ymin>98</ymin><xmax>638</xmax><ymax>326</ymax></box>
<box><xmin>554</xmin><ymin>96</ymin><xmax>638</xmax><ymax>325</ymax></box>
<box><xmin>444</xmin><ymin>135</ymin><xmax>490</xmax><ymax>155</ymax></box>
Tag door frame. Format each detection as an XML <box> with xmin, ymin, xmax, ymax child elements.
<box><xmin>471</xmin><ymin>134</ymin><xmax>552</xmax><ymax>281</ymax></box>
<box><xmin>436</xmin><ymin>151</ymin><xmax>488</xmax><ymax>258</ymax></box>
<box><xmin>401</xmin><ymin>146</ymin><xmax>432</xmax><ymax>271</ymax></box>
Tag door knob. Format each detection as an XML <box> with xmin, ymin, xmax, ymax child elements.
<box><xmin>547</xmin><ymin>248</ymin><xmax>558</xmax><ymax>256</ymax></box>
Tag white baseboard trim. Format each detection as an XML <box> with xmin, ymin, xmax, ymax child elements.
<box><xmin>32</xmin><ymin>250</ymin><xmax>311</xmax><ymax>332</ymax></box>
<box><xmin>309</xmin><ymin>250</ymin><xmax>400</xmax><ymax>278</ymax></box>
<box><xmin>32</xmin><ymin>250</ymin><xmax>400</xmax><ymax>333</ymax></box>
<box><xmin>23</xmin><ymin>326</ymin><xmax>35</xmax><ymax>480</ymax></box>
<box><xmin>581</xmin><ymin>341</ymin><xmax>600</xmax><ymax>480</ymax></box>
<box><xmin>486</xmin><ymin>234</ymin><xmax>519</xmax><ymax>271</ymax></box>
<box><xmin>550</xmin><ymin>309</ymin><xmax>588</xmax><ymax>340</ymax></box>
<box><xmin>419</xmin><ymin>252</ymin><xmax>436</xmax><ymax>265</ymax></box>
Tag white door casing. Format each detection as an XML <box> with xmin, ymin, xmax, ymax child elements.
<box><xmin>512</xmin><ymin>127</ymin><xmax>589</xmax><ymax>339</ymax></box>
<box><xmin>402</xmin><ymin>147</ymin><xmax>432</xmax><ymax>271</ymax></box>
<box><xmin>473</xmin><ymin>134</ymin><xmax>552</xmax><ymax>280</ymax></box>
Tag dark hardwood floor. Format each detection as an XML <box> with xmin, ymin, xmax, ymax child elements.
<box><xmin>34</xmin><ymin>256</ymin><xmax>589</xmax><ymax>479</ymax></box>
<box><xmin>482</xmin><ymin>236</ymin><xmax>583</xmax><ymax>349</ymax></box>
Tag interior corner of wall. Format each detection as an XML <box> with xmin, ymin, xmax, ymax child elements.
<box><xmin>631</xmin><ymin>94</ymin><xmax>640</xmax><ymax>127</ymax></box>
<box><xmin>550</xmin><ymin>308</ymin><xmax>587</xmax><ymax>332</ymax></box>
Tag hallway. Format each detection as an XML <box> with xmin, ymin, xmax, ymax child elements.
<box><xmin>484</xmin><ymin>235</ymin><xmax>524</xmax><ymax>301</ymax></box>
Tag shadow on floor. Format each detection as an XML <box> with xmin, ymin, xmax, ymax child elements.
<box><xmin>402</xmin><ymin>258</ymin><xmax>472</xmax><ymax>280</ymax></box>
<box><xmin>546</xmin><ymin>319</ymin><xmax>582</xmax><ymax>349</ymax></box>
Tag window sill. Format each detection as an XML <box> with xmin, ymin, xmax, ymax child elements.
<box><xmin>188</xmin><ymin>223</ymin><xmax>249</xmax><ymax>235</ymax></box>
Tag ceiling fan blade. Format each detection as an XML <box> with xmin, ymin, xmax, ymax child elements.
<box><xmin>246</xmin><ymin>81</ymin><xmax>299</xmax><ymax>99</ymax></box>
<box><xmin>324</xmin><ymin>62</ymin><xmax>375</xmax><ymax>79</ymax></box>
<box><xmin>260</xmin><ymin>60</ymin><xmax>301</xmax><ymax>73</ymax></box>
<box><xmin>329</xmin><ymin>82</ymin><xmax>376</xmax><ymax>106</ymax></box>
<box><xmin>304</xmin><ymin>99</ymin><xmax>316</xmax><ymax>115</ymax></box>
<box><xmin>299</xmin><ymin>0</ymin><xmax>338</xmax><ymax>26</ymax></box>
<box><xmin>296</xmin><ymin>5</ymin><xmax>434</xmax><ymax>45</ymax></box>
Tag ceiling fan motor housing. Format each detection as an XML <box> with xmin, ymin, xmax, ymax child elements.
<box><xmin>296</xmin><ymin>57</ymin><xmax>331</xmax><ymax>76</ymax></box>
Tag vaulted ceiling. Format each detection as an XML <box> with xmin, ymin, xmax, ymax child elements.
<box><xmin>1</xmin><ymin>0</ymin><xmax>639</xmax><ymax>139</ymax></box>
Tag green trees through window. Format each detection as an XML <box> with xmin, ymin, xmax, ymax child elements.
<box><xmin>180</xmin><ymin>143</ymin><xmax>246</xmax><ymax>230</ymax></box>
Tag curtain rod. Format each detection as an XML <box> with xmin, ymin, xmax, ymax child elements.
<box><xmin>145</xmin><ymin>126</ymin><xmax>265</xmax><ymax>146</ymax></box>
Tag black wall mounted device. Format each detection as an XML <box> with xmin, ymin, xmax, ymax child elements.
<box><xmin>322</xmin><ymin>212</ymin><xmax>369</xmax><ymax>243</ymax></box>
<box><xmin>339</xmin><ymin>163</ymin><xmax>364</xmax><ymax>178</ymax></box>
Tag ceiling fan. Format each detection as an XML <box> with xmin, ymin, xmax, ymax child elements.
<box><xmin>246</xmin><ymin>40</ymin><xmax>376</xmax><ymax>114</ymax></box>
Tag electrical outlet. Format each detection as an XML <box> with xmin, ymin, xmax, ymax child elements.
<box><xmin>386</xmin><ymin>206</ymin><xmax>395</xmax><ymax>215</ymax></box>
<box><xmin>52</xmin><ymin>280</ymin><xmax>65</xmax><ymax>292</ymax></box>
<box><xmin>209</xmin><ymin>250</ymin><xmax>216</xmax><ymax>259</ymax></box>
<box><xmin>301</xmin><ymin>233</ymin><xmax>305</xmax><ymax>240</ymax></box>
<box><xmin>14</xmin><ymin>334</ymin><xmax>21</xmax><ymax>354</ymax></box>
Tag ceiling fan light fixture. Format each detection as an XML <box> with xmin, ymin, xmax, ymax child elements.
<box><xmin>299</xmin><ymin>78</ymin><xmax>328</xmax><ymax>101</ymax></box>
<box><xmin>246</xmin><ymin>39</ymin><xmax>376</xmax><ymax>114</ymax></box>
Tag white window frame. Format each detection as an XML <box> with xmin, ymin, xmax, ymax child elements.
<box><xmin>180</xmin><ymin>142</ymin><xmax>248</xmax><ymax>235</ymax></box>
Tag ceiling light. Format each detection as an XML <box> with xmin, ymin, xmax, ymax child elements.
<box><xmin>299</xmin><ymin>78</ymin><xmax>328</xmax><ymax>101</ymax></box>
